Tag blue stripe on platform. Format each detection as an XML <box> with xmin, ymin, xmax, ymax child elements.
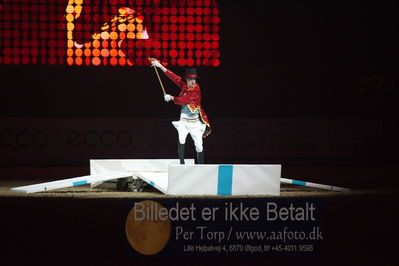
<box><xmin>149</xmin><ymin>181</ymin><xmax>155</xmax><ymax>187</ymax></box>
<box><xmin>73</xmin><ymin>180</ymin><xmax>88</xmax><ymax>186</ymax></box>
<box><xmin>217</xmin><ymin>165</ymin><xmax>233</xmax><ymax>196</ymax></box>
<box><xmin>292</xmin><ymin>180</ymin><xmax>306</xmax><ymax>186</ymax></box>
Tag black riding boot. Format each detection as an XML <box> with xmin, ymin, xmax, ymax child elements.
<box><xmin>178</xmin><ymin>143</ymin><xmax>185</xmax><ymax>164</ymax></box>
<box><xmin>196</xmin><ymin>151</ymin><xmax>204</xmax><ymax>164</ymax></box>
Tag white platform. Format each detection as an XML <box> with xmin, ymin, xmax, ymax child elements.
<box><xmin>90</xmin><ymin>159</ymin><xmax>194</xmax><ymax>174</ymax></box>
<box><xmin>167</xmin><ymin>164</ymin><xmax>281</xmax><ymax>196</ymax></box>
<box><xmin>89</xmin><ymin>159</ymin><xmax>195</xmax><ymax>190</ymax></box>
<box><xmin>90</xmin><ymin>160</ymin><xmax>281</xmax><ymax>196</ymax></box>
<box><xmin>11</xmin><ymin>160</ymin><xmax>281</xmax><ymax>196</ymax></box>
<box><xmin>11</xmin><ymin>171</ymin><xmax>133</xmax><ymax>193</ymax></box>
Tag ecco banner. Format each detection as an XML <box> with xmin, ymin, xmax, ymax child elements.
<box><xmin>0</xmin><ymin>118</ymin><xmax>382</xmax><ymax>165</ymax></box>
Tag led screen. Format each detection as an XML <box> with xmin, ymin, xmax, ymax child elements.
<box><xmin>0</xmin><ymin>0</ymin><xmax>220</xmax><ymax>66</ymax></box>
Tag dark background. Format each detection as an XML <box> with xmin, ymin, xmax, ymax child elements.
<box><xmin>1</xmin><ymin>2</ymin><xmax>398</xmax><ymax>264</ymax></box>
<box><xmin>1</xmin><ymin>0</ymin><xmax>397</xmax><ymax>118</ymax></box>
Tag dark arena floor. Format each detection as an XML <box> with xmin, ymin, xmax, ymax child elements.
<box><xmin>1</xmin><ymin>164</ymin><xmax>398</xmax><ymax>265</ymax></box>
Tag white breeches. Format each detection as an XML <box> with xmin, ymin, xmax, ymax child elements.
<box><xmin>172</xmin><ymin>119</ymin><xmax>206</xmax><ymax>152</ymax></box>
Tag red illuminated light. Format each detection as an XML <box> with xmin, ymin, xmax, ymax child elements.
<box><xmin>0</xmin><ymin>0</ymin><xmax>220</xmax><ymax>67</ymax></box>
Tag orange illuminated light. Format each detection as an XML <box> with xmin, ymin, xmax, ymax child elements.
<box><xmin>127</xmin><ymin>23</ymin><xmax>135</xmax><ymax>31</ymax></box>
<box><xmin>110</xmin><ymin>57</ymin><xmax>118</xmax><ymax>66</ymax></box>
<box><xmin>92</xmin><ymin>57</ymin><xmax>101</xmax><ymax>66</ymax></box>
<box><xmin>102</xmin><ymin>40</ymin><xmax>109</xmax><ymax>48</ymax></box>
<box><xmin>75</xmin><ymin>48</ymin><xmax>83</xmax><ymax>57</ymax></box>
<box><xmin>84</xmin><ymin>49</ymin><xmax>91</xmax><ymax>56</ymax></box>
<box><xmin>75</xmin><ymin>57</ymin><xmax>83</xmax><ymax>65</ymax></box>
<box><xmin>118</xmin><ymin>23</ymin><xmax>127</xmax><ymax>31</ymax></box>
<box><xmin>92</xmin><ymin>49</ymin><xmax>100</xmax><ymax>57</ymax></box>
<box><xmin>66</xmin><ymin>5</ymin><xmax>74</xmax><ymax>13</ymax></box>
<box><xmin>110</xmin><ymin>40</ymin><xmax>118</xmax><ymax>49</ymax></box>
<box><xmin>118</xmin><ymin>49</ymin><xmax>126</xmax><ymax>57</ymax></box>
<box><xmin>66</xmin><ymin>14</ymin><xmax>74</xmax><ymax>22</ymax></box>
<box><xmin>109</xmin><ymin>32</ymin><xmax>118</xmax><ymax>40</ymax></box>
<box><xmin>101</xmin><ymin>49</ymin><xmax>110</xmax><ymax>57</ymax></box>
<box><xmin>92</xmin><ymin>40</ymin><xmax>100</xmax><ymax>49</ymax></box>
<box><xmin>127</xmin><ymin>32</ymin><xmax>135</xmax><ymax>39</ymax></box>
<box><xmin>67</xmin><ymin>49</ymin><xmax>74</xmax><ymax>57</ymax></box>
<box><xmin>67</xmin><ymin>57</ymin><xmax>74</xmax><ymax>65</ymax></box>
<box><xmin>59</xmin><ymin>1</ymin><xmax>220</xmax><ymax>67</ymax></box>
<box><xmin>119</xmin><ymin>58</ymin><xmax>126</xmax><ymax>66</ymax></box>
<box><xmin>110</xmin><ymin>49</ymin><xmax>118</xmax><ymax>57</ymax></box>
<box><xmin>100</xmin><ymin>32</ymin><xmax>110</xmax><ymax>40</ymax></box>
<box><xmin>66</xmin><ymin>4</ymin><xmax>150</xmax><ymax>66</ymax></box>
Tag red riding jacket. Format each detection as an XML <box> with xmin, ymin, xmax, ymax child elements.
<box><xmin>165</xmin><ymin>69</ymin><xmax>211</xmax><ymax>129</ymax></box>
